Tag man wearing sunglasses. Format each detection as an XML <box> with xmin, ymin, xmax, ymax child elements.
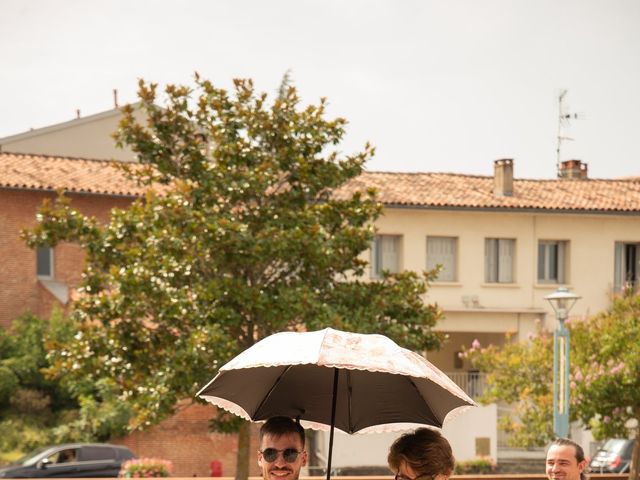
<box><xmin>258</xmin><ymin>416</ymin><xmax>308</xmax><ymax>480</ymax></box>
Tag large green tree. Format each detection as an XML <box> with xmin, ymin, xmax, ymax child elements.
<box><xmin>24</xmin><ymin>76</ymin><xmax>444</xmax><ymax>478</ymax></box>
<box><xmin>464</xmin><ymin>292</ymin><xmax>640</xmax><ymax>480</ymax></box>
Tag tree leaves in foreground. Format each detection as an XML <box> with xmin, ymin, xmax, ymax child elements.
<box><xmin>0</xmin><ymin>312</ymin><xmax>130</xmax><ymax>460</ymax></box>
<box><xmin>464</xmin><ymin>292</ymin><xmax>640</xmax><ymax>480</ymax></box>
<box><xmin>23</xmin><ymin>76</ymin><xmax>444</xmax><ymax>477</ymax></box>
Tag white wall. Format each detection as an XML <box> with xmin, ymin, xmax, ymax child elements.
<box><xmin>314</xmin><ymin>404</ymin><xmax>496</xmax><ymax>469</ymax></box>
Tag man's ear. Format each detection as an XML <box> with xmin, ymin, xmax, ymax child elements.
<box><xmin>302</xmin><ymin>450</ymin><xmax>308</xmax><ymax>466</ymax></box>
<box><xmin>258</xmin><ymin>453</ymin><xmax>264</xmax><ymax>468</ymax></box>
<box><xmin>578</xmin><ymin>460</ymin><xmax>587</xmax><ymax>472</ymax></box>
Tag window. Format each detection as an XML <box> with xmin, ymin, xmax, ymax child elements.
<box><xmin>427</xmin><ymin>236</ymin><xmax>457</xmax><ymax>282</ymax></box>
<box><xmin>614</xmin><ymin>242</ymin><xmax>640</xmax><ymax>292</ymax></box>
<box><xmin>371</xmin><ymin>235</ymin><xmax>401</xmax><ymax>278</ymax></box>
<box><xmin>538</xmin><ymin>240</ymin><xmax>568</xmax><ymax>283</ymax></box>
<box><xmin>36</xmin><ymin>246</ymin><xmax>53</xmax><ymax>278</ymax></box>
<box><xmin>484</xmin><ymin>238</ymin><xmax>515</xmax><ymax>283</ymax></box>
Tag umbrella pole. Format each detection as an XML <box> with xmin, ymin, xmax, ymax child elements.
<box><xmin>325</xmin><ymin>368</ymin><xmax>339</xmax><ymax>480</ymax></box>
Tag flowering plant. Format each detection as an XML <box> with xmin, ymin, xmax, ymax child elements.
<box><xmin>454</xmin><ymin>457</ymin><xmax>497</xmax><ymax>474</ymax></box>
<box><xmin>119</xmin><ymin>458</ymin><xmax>173</xmax><ymax>477</ymax></box>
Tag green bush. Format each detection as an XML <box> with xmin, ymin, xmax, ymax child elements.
<box><xmin>0</xmin><ymin>366</ymin><xmax>19</xmax><ymax>406</ymax></box>
<box><xmin>454</xmin><ymin>457</ymin><xmax>497</xmax><ymax>475</ymax></box>
<box><xmin>119</xmin><ymin>458</ymin><xmax>173</xmax><ymax>478</ymax></box>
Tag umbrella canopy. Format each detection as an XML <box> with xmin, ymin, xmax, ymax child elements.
<box><xmin>197</xmin><ymin>328</ymin><xmax>475</xmax><ymax>434</ymax></box>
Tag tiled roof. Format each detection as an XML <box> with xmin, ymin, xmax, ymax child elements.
<box><xmin>2</xmin><ymin>152</ymin><xmax>640</xmax><ymax>213</ymax></box>
<box><xmin>335</xmin><ymin>171</ymin><xmax>640</xmax><ymax>213</ymax></box>
<box><xmin>0</xmin><ymin>152</ymin><xmax>146</xmax><ymax>197</ymax></box>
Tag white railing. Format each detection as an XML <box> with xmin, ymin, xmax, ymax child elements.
<box><xmin>445</xmin><ymin>371</ymin><xmax>487</xmax><ymax>399</ymax></box>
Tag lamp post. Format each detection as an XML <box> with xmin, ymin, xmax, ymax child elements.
<box><xmin>545</xmin><ymin>287</ymin><xmax>581</xmax><ymax>438</ymax></box>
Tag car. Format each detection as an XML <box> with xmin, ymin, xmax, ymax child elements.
<box><xmin>589</xmin><ymin>438</ymin><xmax>635</xmax><ymax>474</ymax></box>
<box><xmin>0</xmin><ymin>443</ymin><xmax>136</xmax><ymax>478</ymax></box>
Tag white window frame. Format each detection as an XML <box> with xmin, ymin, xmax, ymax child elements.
<box><xmin>484</xmin><ymin>238</ymin><xmax>515</xmax><ymax>283</ymax></box>
<box><xmin>426</xmin><ymin>236</ymin><xmax>458</xmax><ymax>282</ymax></box>
<box><xmin>36</xmin><ymin>246</ymin><xmax>54</xmax><ymax>279</ymax></box>
<box><xmin>537</xmin><ymin>240</ymin><xmax>568</xmax><ymax>284</ymax></box>
<box><xmin>371</xmin><ymin>234</ymin><xmax>402</xmax><ymax>279</ymax></box>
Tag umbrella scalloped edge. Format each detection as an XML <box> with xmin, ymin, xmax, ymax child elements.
<box><xmin>199</xmin><ymin>395</ymin><xmax>253</xmax><ymax>421</ymax></box>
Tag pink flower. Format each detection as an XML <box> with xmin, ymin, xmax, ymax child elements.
<box><xmin>603</xmin><ymin>416</ymin><xmax>611</xmax><ymax>423</ymax></box>
<box><xmin>610</xmin><ymin>362</ymin><xmax>625</xmax><ymax>375</ymax></box>
<box><xmin>570</xmin><ymin>381</ymin><xmax>577</xmax><ymax>389</ymax></box>
<box><xmin>471</xmin><ymin>339</ymin><xmax>481</xmax><ymax>349</ymax></box>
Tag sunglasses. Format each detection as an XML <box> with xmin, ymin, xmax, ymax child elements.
<box><xmin>260</xmin><ymin>448</ymin><xmax>302</xmax><ymax>463</ymax></box>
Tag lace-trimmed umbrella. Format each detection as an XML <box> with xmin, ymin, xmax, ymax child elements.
<box><xmin>197</xmin><ymin>328</ymin><xmax>475</xmax><ymax>480</ymax></box>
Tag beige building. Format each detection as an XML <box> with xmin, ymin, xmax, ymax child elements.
<box><xmin>4</xmin><ymin>135</ymin><xmax>640</xmax><ymax>465</ymax></box>
<box><xmin>332</xmin><ymin>158</ymin><xmax>640</xmax><ymax>463</ymax></box>
<box><xmin>0</xmin><ymin>105</ymin><xmax>141</xmax><ymax>162</ymax></box>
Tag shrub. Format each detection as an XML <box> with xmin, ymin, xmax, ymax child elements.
<box><xmin>119</xmin><ymin>458</ymin><xmax>173</xmax><ymax>478</ymax></box>
<box><xmin>454</xmin><ymin>457</ymin><xmax>497</xmax><ymax>475</ymax></box>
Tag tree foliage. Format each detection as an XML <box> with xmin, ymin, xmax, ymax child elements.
<box><xmin>464</xmin><ymin>292</ymin><xmax>640</xmax><ymax>479</ymax></box>
<box><xmin>0</xmin><ymin>311</ymin><xmax>129</xmax><ymax>458</ymax></box>
<box><xmin>23</xmin><ymin>76</ymin><xmax>444</xmax><ymax>476</ymax></box>
<box><xmin>461</xmin><ymin>329</ymin><xmax>554</xmax><ymax>448</ymax></box>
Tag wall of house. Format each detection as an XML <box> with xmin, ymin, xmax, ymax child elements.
<box><xmin>0</xmin><ymin>111</ymin><xmax>139</xmax><ymax>161</ymax></box>
<box><xmin>113</xmin><ymin>402</ymin><xmax>261</xmax><ymax>478</ymax></box>
<box><xmin>370</xmin><ymin>207</ymin><xmax>640</xmax><ymax>330</ymax></box>
<box><xmin>0</xmin><ymin>188</ymin><xmax>133</xmax><ymax>327</ymax></box>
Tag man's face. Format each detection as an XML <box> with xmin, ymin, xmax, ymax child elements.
<box><xmin>546</xmin><ymin>444</ymin><xmax>586</xmax><ymax>480</ymax></box>
<box><xmin>258</xmin><ymin>432</ymin><xmax>307</xmax><ymax>480</ymax></box>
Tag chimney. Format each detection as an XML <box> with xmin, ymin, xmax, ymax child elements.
<box><xmin>494</xmin><ymin>158</ymin><xmax>513</xmax><ymax>197</ymax></box>
<box><xmin>113</xmin><ymin>89</ymin><xmax>119</xmax><ymax>108</ymax></box>
<box><xmin>559</xmin><ymin>159</ymin><xmax>588</xmax><ymax>180</ymax></box>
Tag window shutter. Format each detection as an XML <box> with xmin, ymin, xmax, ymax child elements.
<box><xmin>485</xmin><ymin>239</ymin><xmax>497</xmax><ymax>283</ymax></box>
<box><xmin>381</xmin><ymin>236</ymin><xmax>399</xmax><ymax>273</ymax></box>
<box><xmin>614</xmin><ymin>242</ymin><xmax>623</xmax><ymax>292</ymax></box>
<box><xmin>427</xmin><ymin>237</ymin><xmax>456</xmax><ymax>281</ymax></box>
<box><xmin>537</xmin><ymin>243</ymin><xmax>546</xmax><ymax>281</ymax></box>
<box><xmin>557</xmin><ymin>242</ymin><xmax>566</xmax><ymax>284</ymax></box>
<box><xmin>498</xmin><ymin>239</ymin><xmax>514</xmax><ymax>283</ymax></box>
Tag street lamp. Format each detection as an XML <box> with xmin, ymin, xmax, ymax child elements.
<box><xmin>545</xmin><ymin>287</ymin><xmax>581</xmax><ymax>438</ymax></box>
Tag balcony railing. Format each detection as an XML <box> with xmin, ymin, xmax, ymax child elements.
<box><xmin>445</xmin><ymin>371</ymin><xmax>487</xmax><ymax>399</ymax></box>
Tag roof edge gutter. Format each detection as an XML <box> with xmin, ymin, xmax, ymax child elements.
<box><xmin>381</xmin><ymin>203</ymin><xmax>640</xmax><ymax>216</ymax></box>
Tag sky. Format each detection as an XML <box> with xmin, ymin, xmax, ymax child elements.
<box><xmin>2</xmin><ymin>0</ymin><xmax>640</xmax><ymax>179</ymax></box>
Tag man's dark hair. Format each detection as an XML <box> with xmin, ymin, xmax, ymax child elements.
<box><xmin>259</xmin><ymin>416</ymin><xmax>305</xmax><ymax>447</ymax></box>
<box><xmin>549</xmin><ymin>438</ymin><xmax>586</xmax><ymax>480</ymax></box>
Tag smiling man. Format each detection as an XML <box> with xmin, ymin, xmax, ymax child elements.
<box><xmin>258</xmin><ymin>417</ymin><xmax>308</xmax><ymax>480</ymax></box>
<box><xmin>546</xmin><ymin>438</ymin><xmax>588</xmax><ymax>480</ymax></box>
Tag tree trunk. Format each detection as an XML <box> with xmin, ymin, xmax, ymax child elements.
<box><xmin>235</xmin><ymin>421</ymin><xmax>251</xmax><ymax>480</ymax></box>
<box><xmin>629</xmin><ymin>423</ymin><xmax>640</xmax><ymax>480</ymax></box>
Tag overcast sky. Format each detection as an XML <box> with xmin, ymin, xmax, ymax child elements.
<box><xmin>2</xmin><ymin>0</ymin><xmax>639</xmax><ymax>179</ymax></box>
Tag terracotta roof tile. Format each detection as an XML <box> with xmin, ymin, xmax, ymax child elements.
<box><xmin>335</xmin><ymin>171</ymin><xmax>640</xmax><ymax>213</ymax></box>
<box><xmin>0</xmin><ymin>152</ymin><xmax>147</xmax><ymax>197</ymax></box>
<box><xmin>3</xmin><ymin>153</ymin><xmax>640</xmax><ymax>213</ymax></box>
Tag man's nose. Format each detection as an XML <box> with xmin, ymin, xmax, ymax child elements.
<box><xmin>272</xmin><ymin>453</ymin><xmax>288</xmax><ymax>467</ymax></box>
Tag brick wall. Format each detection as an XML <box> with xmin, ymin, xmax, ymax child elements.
<box><xmin>0</xmin><ymin>187</ymin><xmax>260</xmax><ymax>478</ymax></box>
<box><xmin>0</xmin><ymin>188</ymin><xmax>132</xmax><ymax>327</ymax></box>
<box><xmin>112</xmin><ymin>402</ymin><xmax>261</xmax><ymax>478</ymax></box>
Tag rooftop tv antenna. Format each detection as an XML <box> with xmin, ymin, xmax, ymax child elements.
<box><xmin>556</xmin><ymin>90</ymin><xmax>582</xmax><ymax>177</ymax></box>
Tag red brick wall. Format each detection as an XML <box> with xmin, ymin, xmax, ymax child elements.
<box><xmin>0</xmin><ymin>187</ymin><xmax>261</xmax><ymax>478</ymax></box>
<box><xmin>0</xmin><ymin>188</ymin><xmax>132</xmax><ymax>327</ymax></box>
<box><xmin>112</xmin><ymin>402</ymin><xmax>261</xmax><ymax>478</ymax></box>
